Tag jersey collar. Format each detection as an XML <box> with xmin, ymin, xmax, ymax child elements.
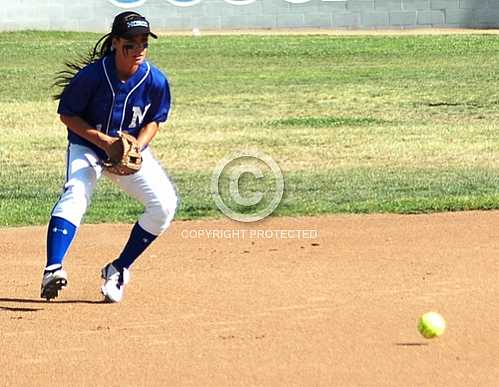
<box><xmin>105</xmin><ymin>52</ymin><xmax>149</xmax><ymax>93</ymax></box>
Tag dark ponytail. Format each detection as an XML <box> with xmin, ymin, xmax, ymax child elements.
<box><xmin>54</xmin><ymin>11</ymin><xmax>156</xmax><ymax>100</ymax></box>
<box><xmin>53</xmin><ymin>33</ymin><xmax>114</xmax><ymax>100</ymax></box>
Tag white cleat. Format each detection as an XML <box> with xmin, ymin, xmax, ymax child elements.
<box><xmin>101</xmin><ymin>263</ymin><xmax>130</xmax><ymax>303</ymax></box>
<box><xmin>41</xmin><ymin>268</ymin><xmax>68</xmax><ymax>301</ymax></box>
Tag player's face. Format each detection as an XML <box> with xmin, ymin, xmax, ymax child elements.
<box><xmin>116</xmin><ymin>34</ymin><xmax>149</xmax><ymax>66</ymax></box>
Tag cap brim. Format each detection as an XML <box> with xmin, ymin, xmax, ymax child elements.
<box><xmin>122</xmin><ymin>27</ymin><xmax>158</xmax><ymax>39</ymax></box>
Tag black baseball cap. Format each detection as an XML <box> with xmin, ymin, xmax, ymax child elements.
<box><xmin>111</xmin><ymin>12</ymin><xmax>158</xmax><ymax>39</ymax></box>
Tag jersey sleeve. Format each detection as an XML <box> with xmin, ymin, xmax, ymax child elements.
<box><xmin>145</xmin><ymin>72</ymin><xmax>171</xmax><ymax>124</ymax></box>
<box><xmin>57</xmin><ymin>65</ymin><xmax>97</xmax><ymax>116</ymax></box>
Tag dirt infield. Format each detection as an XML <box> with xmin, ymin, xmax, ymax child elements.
<box><xmin>1</xmin><ymin>212</ymin><xmax>499</xmax><ymax>386</ymax></box>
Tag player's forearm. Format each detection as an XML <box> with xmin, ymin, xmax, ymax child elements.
<box><xmin>60</xmin><ymin>115</ymin><xmax>113</xmax><ymax>151</ymax></box>
<box><xmin>137</xmin><ymin>121</ymin><xmax>159</xmax><ymax>150</ymax></box>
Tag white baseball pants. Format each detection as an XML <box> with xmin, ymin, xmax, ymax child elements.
<box><xmin>51</xmin><ymin>143</ymin><xmax>178</xmax><ymax>235</ymax></box>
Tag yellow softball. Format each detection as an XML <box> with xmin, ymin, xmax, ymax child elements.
<box><xmin>418</xmin><ymin>312</ymin><xmax>446</xmax><ymax>338</ymax></box>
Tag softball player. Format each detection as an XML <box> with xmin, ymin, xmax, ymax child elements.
<box><xmin>41</xmin><ymin>11</ymin><xmax>178</xmax><ymax>303</ymax></box>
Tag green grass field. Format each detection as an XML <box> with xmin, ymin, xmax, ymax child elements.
<box><xmin>2</xmin><ymin>31</ymin><xmax>499</xmax><ymax>226</ymax></box>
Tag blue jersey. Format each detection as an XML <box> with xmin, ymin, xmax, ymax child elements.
<box><xmin>58</xmin><ymin>53</ymin><xmax>171</xmax><ymax>160</ymax></box>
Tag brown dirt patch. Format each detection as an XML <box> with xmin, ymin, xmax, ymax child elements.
<box><xmin>1</xmin><ymin>212</ymin><xmax>498</xmax><ymax>385</ymax></box>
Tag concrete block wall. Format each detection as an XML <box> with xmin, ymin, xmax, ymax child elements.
<box><xmin>0</xmin><ymin>0</ymin><xmax>497</xmax><ymax>31</ymax></box>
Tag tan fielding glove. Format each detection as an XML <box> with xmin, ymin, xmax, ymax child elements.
<box><xmin>102</xmin><ymin>132</ymin><xmax>143</xmax><ymax>176</ymax></box>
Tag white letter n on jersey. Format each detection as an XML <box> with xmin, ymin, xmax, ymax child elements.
<box><xmin>129</xmin><ymin>104</ymin><xmax>151</xmax><ymax>128</ymax></box>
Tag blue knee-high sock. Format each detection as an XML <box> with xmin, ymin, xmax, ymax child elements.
<box><xmin>112</xmin><ymin>223</ymin><xmax>157</xmax><ymax>271</ymax></box>
<box><xmin>46</xmin><ymin>216</ymin><xmax>77</xmax><ymax>270</ymax></box>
